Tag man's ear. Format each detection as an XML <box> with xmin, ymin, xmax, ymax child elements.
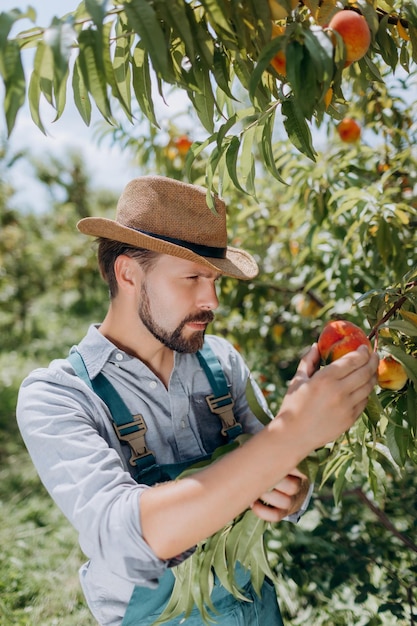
<box><xmin>114</xmin><ymin>254</ymin><xmax>142</xmax><ymax>292</ymax></box>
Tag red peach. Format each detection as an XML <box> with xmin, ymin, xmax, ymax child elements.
<box><xmin>174</xmin><ymin>135</ymin><xmax>192</xmax><ymax>155</ymax></box>
<box><xmin>270</xmin><ymin>23</ymin><xmax>286</xmax><ymax>77</ymax></box>
<box><xmin>337</xmin><ymin>117</ymin><xmax>361</xmax><ymax>143</ymax></box>
<box><xmin>328</xmin><ymin>10</ymin><xmax>371</xmax><ymax>65</ymax></box>
<box><xmin>377</xmin><ymin>356</ymin><xmax>408</xmax><ymax>391</ymax></box>
<box><xmin>318</xmin><ymin>319</ymin><xmax>372</xmax><ymax>364</ymax></box>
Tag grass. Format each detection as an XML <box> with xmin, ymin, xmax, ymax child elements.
<box><xmin>0</xmin><ymin>424</ymin><xmax>96</xmax><ymax>626</ymax></box>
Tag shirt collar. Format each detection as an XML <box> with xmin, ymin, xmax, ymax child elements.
<box><xmin>71</xmin><ymin>324</ymin><xmax>121</xmax><ymax>379</ymax></box>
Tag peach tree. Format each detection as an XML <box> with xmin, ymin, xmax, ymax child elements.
<box><xmin>2</xmin><ymin>1</ymin><xmax>417</xmax><ymax>623</ymax></box>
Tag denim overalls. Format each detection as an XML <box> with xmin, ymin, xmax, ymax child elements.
<box><xmin>68</xmin><ymin>345</ymin><xmax>284</xmax><ymax>626</ymax></box>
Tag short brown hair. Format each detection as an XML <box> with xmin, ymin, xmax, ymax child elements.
<box><xmin>97</xmin><ymin>238</ymin><xmax>160</xmax><ymax>298</ymax></box>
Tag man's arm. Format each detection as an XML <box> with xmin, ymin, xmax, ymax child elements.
<box><xmin>140</xmin><ymin>343</ymin><xmax>378</xmax><ymax>559</ymax></box>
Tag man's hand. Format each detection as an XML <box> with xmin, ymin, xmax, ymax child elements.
<box><xmin>251</xmin><ymin>468</ymin><xmax>310</xmax><ymax>523</ymax></box>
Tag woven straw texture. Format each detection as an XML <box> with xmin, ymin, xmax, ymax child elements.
<box><xmin>77</xmin><ymin>176</ymin><xmax>258</xmax><ymax>280</ymax></box>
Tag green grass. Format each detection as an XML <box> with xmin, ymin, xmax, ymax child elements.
<box><xmin>0</xmin><ymin>426</ymin><xmax>96</xmax><ymax>626</ymax></box>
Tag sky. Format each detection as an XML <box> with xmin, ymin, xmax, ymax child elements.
<box><xmin>1</xmin><ymin>1</ymin><xmax>188</xmax><ymax>212</ymax></box>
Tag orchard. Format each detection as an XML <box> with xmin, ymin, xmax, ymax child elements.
<box><xmin>1</xmin><ymin>1</ymin><xmax>417</xmax><ymax>624</ymax></box>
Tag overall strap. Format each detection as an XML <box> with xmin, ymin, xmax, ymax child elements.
<box><xmin>67</xmin><ymin>351</ymin><xmax>156</xmax><ymax>473</ymax></box>
<box><xmin>196</xmin><ymin>342</ymin><xmax>243</xmax><ymax>441</ymax></box>
<box><xmin>67</xmin><ymin>342</ymin><xmax>242</xmax><ymax>479</ymax></box>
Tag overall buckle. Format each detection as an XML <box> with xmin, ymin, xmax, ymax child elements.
<box><xmin>114</xmin><ymin>414</ymin><xmax>154</xmax><ymax>467</ymax></box>
<box><xmin>205</xmin><ymin>393</ymin><xmax>239</xmax><ymax>437</ymax></box>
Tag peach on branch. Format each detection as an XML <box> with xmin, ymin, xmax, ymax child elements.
<box><xmin>318</xmin><ymin>319</ymin><xmax>372</xmax><ymax>364</ymax></box>
<box><xmin>270</xmin><ymin>23</ymin><xmax>286</xmax><ymax>76</ymax></box>
<box><xmin>174</xmin><ymin>135</ymin><xmax>192</xmax><ymax>156</ymax></box>
<box><xmin>337</xmin><ymin>117</ymin><xmax>361</xmax><ymax>143</ymax></box>
<box><xmin>328</xmin><ymin>9</ymin><xmax>371</xmax><ymax>66</ymax></box>
<box><xmin>377</xmin><ymin>355</ymin><xmax>408</xmax><ymax>391</ymax></box>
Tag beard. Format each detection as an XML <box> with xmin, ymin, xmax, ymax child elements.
<box><xmin>138</xmin><ymin>282</ymin><xmax>214</xmax><ymax>353</ymax></box>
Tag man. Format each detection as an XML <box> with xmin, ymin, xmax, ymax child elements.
<box><xmin>17</xmin><ymin>176</ymin><xmax>378</xmax><ymax>626</ymax></box>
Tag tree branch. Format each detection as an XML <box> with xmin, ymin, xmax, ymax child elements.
<box><xmin>350</xmin><ymin>487</ymin><xmax>417</xmax><ymax>555</ymax></box>
<box><xmin>368</xmin><ymin>280</ymin><xmax>417</xmax><ymax>340</ymax></box>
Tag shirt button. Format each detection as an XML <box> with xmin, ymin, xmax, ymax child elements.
<box><xmin>115</xmin><ymin>353</ymin><xmax>123</xmax><ymax>361</ymax></box>
<box><xmin>149</xmin><ymin>381</ymin><xmax>157</xmax><ymax>389</ymax></box>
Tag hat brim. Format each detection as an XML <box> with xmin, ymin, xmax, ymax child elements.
<box><xmin>77</xmin><ymin>217</ymin><xmax>259</xmax><ymax>280</ymax></box>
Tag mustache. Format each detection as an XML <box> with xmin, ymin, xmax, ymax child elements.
<box><xmin>184</xmin><ymin>311</ymin><xmax>215</xmax><ymax>325</ymax></box>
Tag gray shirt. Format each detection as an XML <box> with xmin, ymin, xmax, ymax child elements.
<box><xmin>16</xmin><ymin>325</ymin><xmax>309</xmax><ymax>626</ymax></box>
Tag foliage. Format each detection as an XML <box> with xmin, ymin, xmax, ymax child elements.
<box><xmin>270</xmin><ymin>467</ymin><xmax>417</xmax><ymax>625</ymax></box>
<box><xmin>1</xmin><ymin>2</ymin><xmax>417</xmax><ymax>621</ymax></box>
<box><xmin>1</xmin><ymin>0</ymin><xmax>417</xmax><ymax>204</ymax></box>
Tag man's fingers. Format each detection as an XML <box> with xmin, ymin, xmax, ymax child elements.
<box><xmin>296</xmin><ymin>343</ymin><xmax>320</xmax><ymax>379</ymax></box>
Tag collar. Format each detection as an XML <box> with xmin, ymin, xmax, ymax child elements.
<box><xmin>70</xmin><ymin>324</ymin><xmax>122</xmax><ymax>379</ymax></box>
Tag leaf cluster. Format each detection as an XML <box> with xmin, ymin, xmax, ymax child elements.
<box><xmin>1</xmin><ymin>0</ymin><xmax>417</xmax><ymax>200</ymax></box>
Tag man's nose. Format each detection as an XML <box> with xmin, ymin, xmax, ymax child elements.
<box><xmin>199</xmin><ymin>281</ymin><xmax>219</xmax><ymax>310</ymax></box>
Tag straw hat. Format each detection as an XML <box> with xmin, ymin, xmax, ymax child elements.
<box><xmin>77</xmin><ymin>175</ymin><xmax>259</xmax><ymax>280</ymax></box>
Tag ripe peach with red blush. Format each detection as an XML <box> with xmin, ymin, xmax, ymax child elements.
<box><xmin>337</xmin><ymin>117</ymin><xmax>361</xmax><ymax>143</ymax></box>
<box><xmin>377</xmin><ymin>356</ymin><xmax>408</xmax><ymax>391</ymax></box>
<box><xmin>318</xmin><ymin>319</ymin><xmax>372</xmax><ymax>364</ymax></box>
<box><xmin>174</xmin><ymin>135</ymin><xmax>193</xmax><ymax>155</ymax></box>
<box><xmin>270</xmin><ymin>23</ymin><xmax>287</xmax><ymax>77</ymax></box>
<box><xmin>328</xmin><ymin>10</ymin><xmax>371</xmax><ymax>66</ymax></box>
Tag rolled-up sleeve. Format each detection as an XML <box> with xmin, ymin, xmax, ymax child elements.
<box><xmin>16</xmin><ymin>367</ymin><xmax>168</xmax><ymax>585</ymax></box>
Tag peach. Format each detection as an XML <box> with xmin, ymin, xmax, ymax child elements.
<box><xmin>174</xmin><ymin>135</ymin><xmax>192</xmax><ymax>155</ymax></box>
<box><xmin>270</xmin><ymin>23</ymin><xmax>286</xmax><ymax>76</ymax></box>
<box><xmin>337</xmin><ymin>117</ymin><xmax>361</xmax><ymax>143</ymax></box>
<box><xmin>270</xmin><ymin>50</ymin><xmax>286</xmax><ymax>76</ymax></box>
<box><xmin>328</xmin><ymin>10</ymin><xmax>371</xmax><ymax>65</ymax></box>
<box><xmin>377</xmin><ymin>356</ymin><xmax>408</xmax><ymax>391</ymax></box>
<box><xmin>318</xmin><ymin>319</ymin><xmax>372</xmax><ymax>364</ymax></box>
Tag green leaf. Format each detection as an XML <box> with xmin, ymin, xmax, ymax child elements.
<box><xmin>72</xmin><ymin>55</ymin><xmax>92</xmax><ymax>125</ymax></box>
<box><xmin>259</xmin><ymin>110</ymin><xmax>287</xmax><ymax>184</ymax></box>
<box><xmin>28</xmin><ymin>41</ymin><xmax>47</xmax><ymax>133</ymax></box>
<box><xmin>205</xmin><ymin>145</ymin><xmax>224</xmax><ymax>205</ymax></box>
<box><xmin>154</xmin><ymin>0</ymin><xmax>196</xmax><ymax>63</ymax></box>
<box><xmin>225</xmin><ymin>136</ymin><xmax>247</xmax><ymax>194</ymax></box>
<box><xmin>406</xmin><ymin>383</ymin><xmax>417</xmax><ymax>434</ymax></box>
<box><xmin>212</xmin><ymin>525</ymin><xmax>241</xmax><ymax>597</ymax></box>
<box><xmin>245</xmin><ymin>378</ymin><xmax>271</xmax><ymax>426</ymax></box>
<box><xmin>282</xmin><ymin>97</ymin><xmax>316</xmax><ymax>161</ymax></box>
<box><xmin>386</xmin><ymin>319</ymin><xmax>417</xmax><ymax>337</ymax></box>
<box><xmin>85</xmin><ymin>0</ymin><xmax>108</xmax><ymax>31</ymax></box>
<box><xmin>332</xmin><ymin>463</ymin><xmax>349</xmax><ymax>506</ymax></box>
<box><xmin>385</xmin><ymin>411</ymin><xmax>407</xmax><ymax>467</ymax></box>
<box><xmin>213</xmin><ymin>46</ymin><xmax>235</xmax><ymax>100</ymax></box>
<box><xmin>0</xmin><ymin>9</ymin><xmax>29</xmax><ymax>46</ymax></box>
<box><xmin>78</xmin><ymin>28</ymin><xmax>112</xmax><ymax>121</ymax></box>
<box><xmin>376</xmin><ymin>15</ymin><xmax>399</xmax><ymax>70</ymax></box>
<box><xmin>239</xmin><ymin>123</ymin><xmax>257</xmax><ymax>197</ymax></box>
<box><xmin>131</xmin><ymin>43</ymin><xmax>158</xmax><ymax>127</ymax></box>
<box><xmin>188</xmin><ymin>61</ymin><xmax>215</xmax><ymax>133</ymax></box>
<box><xmin>199</xmin><ymin>0</ymin><xmax>236</xmax><ymax>39</ymax></box>
<box><xmin>112</xmin><ymin>18</ymin><xmax>133</xmax><ymax>119</ymax></box>
<box><xmin>320</xmin><ymin>449</ymin><xmax>353</xmax><ymax>489</ymax></box>
<box><xmin>297</xmin><ymin>451</ymin><xmax>322</xmax><ymax>483</ymax></box>
<box><xmin>249</xmin><ymin>35</ymin><xmax>285</xmax><ymax>102</ymax></box>
<box><xmin>364</xmin><ymin>389</ymin><xmax>385</xmax><ymax>428</ymax></box>
<box><xmin>1</xmin><ymin>40</ymin><xmax>25</xmax><ymax>136</ymax></box>
<box><xmin>123</xmin><ymin>0</ymin><xmax>171</xmax><ymax>79</ymax></box>
<box><xmin>303</xmin><ymin>27</ymin><xmax>334</xmax><ymax>96</ymax></box>
<box><xmin>53</xmin><ymin>68</ymin><xmax>69</xmax><ymax>122</ymax></box>
<box><xmin>43</xmin><ymin>17</ymin><xmax>74</xmax><ymax>97</ymax></box>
